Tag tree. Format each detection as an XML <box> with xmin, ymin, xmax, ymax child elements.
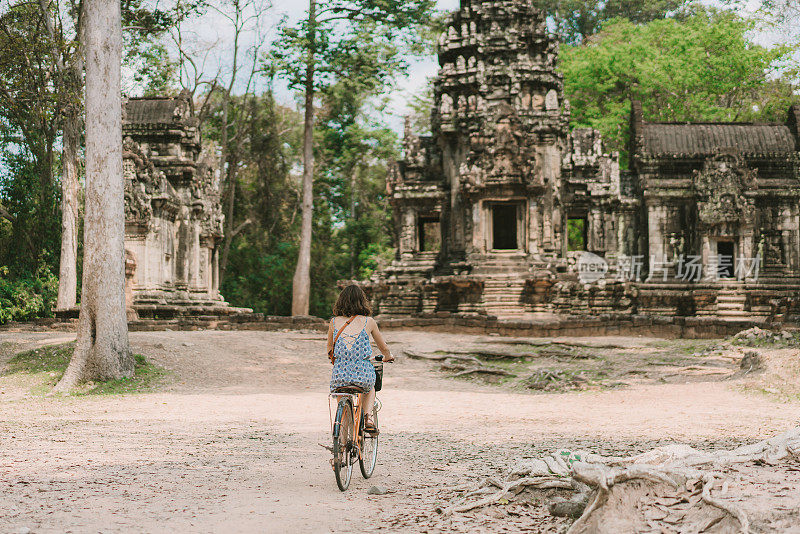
<box><xmin>724</xmin><ymin>0</ymin><xmax>800</xmax><ymax>30</ymax></box>
<box><xmin>317</xmin><ymin>79</ymin><xmax>397</xmax><ymax>280</ymax></box>
<box><xmin>533</xmin><ymin>0</ymin><xmax>687</xmax><ymax>44</ymax></box>
<box><xmin>56</xmin><ymin>0</ymin><xmax>131</xmax><ymax>390</ymax></box>
<box><xmin>165</xmin><ymin>0</ymin><xmax>271</xmax><ymax>283</ymax></box>
<box><xmin>405</xmin><ymin>83</ymin><xmax>435</xmax><ymax>137</ymax></box>
<box><xmin>0</xmin><ymin>4</ymin><xmax>62</xmax><ymax>262</ymax></box>
<box><xmin>270</xmin><ymin>0</ymin><xmax>436</xmax><ymax>316</ymax></box>
<box><xmin>13</xmin><ymin>0</ymin><xmax>191</xmax><ymax>310</ymax></box>
<box><xmin>37</xmin><ymin>0</ymin><xmax>84</xmax><ymax>310</ymax></box>
<box><xmin>218</xmin><ymin>92</ymin><xmax>304</xmax><ymax>315</ymax></box>
<box><xmin>560</xmin><ymin>8</ymin><xmax>799</xmax><ymax>163</ymax></box>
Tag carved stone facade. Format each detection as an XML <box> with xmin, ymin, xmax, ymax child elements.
<box><xmin>631</xmin><ymin>102</ymin><xmax>800</xmax><ymax>319</ymax></box>
<box><xmin>122</xmin><ymin>92</ymin><xmax>240</xmax><ymax>318</ymax></box>
<box><xmin>367</xmin><ymin>0</ymin><xmax>800</xmax><ymax>322</ymax></box>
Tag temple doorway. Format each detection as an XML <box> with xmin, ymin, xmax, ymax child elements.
<box><xmin>492</xmin><ymin>204</ymin><xmax>519</xmax><ymax>250</ymax></box>
<box><xmin>717</xmin><ymin>241</ymin><xmax>735</xmax><ymax>278</ymax></box>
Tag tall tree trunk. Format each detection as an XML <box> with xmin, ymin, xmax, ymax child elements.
<box><xmin>349</xmin><ymin>164</ymin><xmax>358</xmax><ymax>279</ymax></box>
<box><xmin>56</xmin><ymin>65</ymin><xmax>83</xmax><ymax>310</ymax></box>
<box><xmin>291</xmin><ymin>0</ymin><xmax>316</xmax><ymax>316</ymax></box>
<box><xmin>218</xmin><ymin>88</ymin><xmax>231</xmax><ymax>284</ymax></box>
<box><xmin>41</xmin><ymin>135</ymin><xmax>56</xmax><ymax>212</ymax></box>
<box><xmin>56</xmin><ymin>0</ymin><xmax>131</xmax><ymax>391</ymax></box>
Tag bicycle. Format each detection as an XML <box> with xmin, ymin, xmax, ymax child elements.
<box><xmin>329</xmin><ymin>354</ymin><xmax>385</xmax><ymax>491</ymax></box>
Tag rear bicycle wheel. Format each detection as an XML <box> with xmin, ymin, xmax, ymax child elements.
<box><xmin>333</xmin><ymin>399</ymin><xmax>354</xmax><ymax>491</ymax></box>
<box><xmin>359</xmin><ymin>401</ymin><xmax>379</xmax><ymax>479</ymax></box>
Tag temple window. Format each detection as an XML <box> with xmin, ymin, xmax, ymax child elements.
<box><xmin>418</xmin><ymin>216</ymin><xmax>441</xmax><ymax>252</ymax></box>
<box><xmin>567</xmin><ymin>217</ymin><xmax>587</xmax><ymax>251</ymax></box>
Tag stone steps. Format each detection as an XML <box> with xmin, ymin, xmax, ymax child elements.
<box><xmin>481</xmin><ymin>277</ymin><xmax>528</xmax><ymax>318</ymax></box>
<box><xmin>714</xmin><ymin>290</ymin><xmax>751</xmax><ymax>319</ymax></box>
<box><xmin>470</xmin><ymin>256</ymin><xmax>532</xmax><ymax>275</ymax></box>
<box><xmin>717</xmin><ymin>309</ymin><xmax>750</xmax><ymax>317</ymax></box>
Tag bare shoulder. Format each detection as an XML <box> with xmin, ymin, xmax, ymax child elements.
<box><xmin>366</xmin><ymin>316</ymin><xmax>378</xmax><ymax>331</ymax></box>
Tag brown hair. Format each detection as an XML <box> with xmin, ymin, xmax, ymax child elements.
<box><xmin>332</xmin><ymin>284</ymin><xmax>372</xmax><ymax>317</ymax></box>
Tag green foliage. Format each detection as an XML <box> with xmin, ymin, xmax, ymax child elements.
<box><xmin>0</xmin><ymin>151</ymin><xmax>61</xmax><ymax>264</ymax></box>
<box><xmin>0</xmin><ymin>3</ymin><xmax>62</xmax><ymax>255</ymax></box>
<box><xmin>566</xmin><ymin>218</ymin><xmax>586</xmax><ymax>251</ymax></box>
<box><xmin>2</xmin><ymin>343</ymin><xmax>170</xmax><ymax>395</ymax></box>
<box><xmin>216</xmin><ymin>93</ymin><xmax>305</xmax><ymax>315</ymax></box>
<box><xmin>0</xmin><ymin>265</ymin><xmax>58</xmax><ymax>323</ymax></box>
<box><xmin>316</xmin><ymin>76</ymin><xmax>399</xmax><ymax>281</ymax></box>
<box><xmin>405</xmin><ymin>82</ymin><xmax>435</xmax><ymax>136</ymax></box>
<box><xmin>269</xmin><ymin>0</ymin><xmax>438</xmax><ymax>93</ymax></box>
<box><xmin>357</xmin><ymin>242</ymin><xmax>395</xmax><ymax>280</ymax></box>
<box><xmin>534</xmin><ymin>0</ymin><xmax>688</xmax><ymax>44</ymax></box>
<box><xmin>215</xmin><ymin>77</ymin><xmax>401</xmax><ymax>315</ymax></box>
<box><xmin>0</xmin><ymin>0</ymin><xmax>189</xmax><ymax>321</ymax></box>
<box><xmin>89</xmin><ymin>353</ymin><xmax>170</xmax><ymax>395</ymax></box>
<box><xmin>4</xmin><ymin>342</ymin><xmax>73</xmax><ymax>375</ymax></box>
<box><xmin>253</xmin><ymin>0</ymin><xmax>436</xmax><ymax>315</ymax></box>
<box><xmin>130</xmin><ymin>43</ymin><xmax>179</xmax><ymax>96</ymax></box>
<box><xmin>561</xmin><ymin>8</ymin><xmax>799</xmax><ymax>163</ymax></box>
<box><xmin>224</xmin><ymin>241</ymin><xmax>298</xmax><ymax>316</ymax></box>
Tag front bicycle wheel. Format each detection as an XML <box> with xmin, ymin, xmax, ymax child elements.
<box><xmin>333</xmin><ymin>399</ymin><xmax>354</xmax><ymax>491</ymax></box>
<box><xmin>359</xmin><ymin>401</ymin><xmax>379</xmax><ymax>479</ymax></box>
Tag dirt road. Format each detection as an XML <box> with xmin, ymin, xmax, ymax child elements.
<box><xmin>1</xmin><ymin>330</ymin><xmax>799</xmax><ymax>533</ymax></box>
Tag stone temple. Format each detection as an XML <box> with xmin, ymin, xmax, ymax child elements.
<box><xmin>366</xmin><ymin>0</ymin><xmax>800</xmax><ymax>322</ymax></box>
<box><xmin>122</xmin><ymin>92</ymin><xmax>246</xmax><ymax>319</ymax></box>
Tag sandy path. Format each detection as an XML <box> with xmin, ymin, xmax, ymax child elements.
<box><xmin>1</xmin><ymin>330</ymin><xmax>798</xmax><ymax>533</ymax></box>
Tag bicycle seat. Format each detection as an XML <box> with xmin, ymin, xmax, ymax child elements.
<box><xmin>332</xmin><ymin>386</ymin><xmax>367</xmax><ymax>394</ymax></box>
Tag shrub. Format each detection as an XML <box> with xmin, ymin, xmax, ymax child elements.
<box><xmin>0</xmin><ymin>264</ymin><xmax>58</xmax><ymax>323</ymax></box>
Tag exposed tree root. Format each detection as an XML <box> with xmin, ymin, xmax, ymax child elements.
<box><xmin>406</xmin><ymin>346</ymin><xmax>594</xmax><ymax>363</ymax></box>
<box><xmin>449</xmin><ymin>367</ymin><xmax>514</xmax><ymax>377</ymax></box>
<box><xmin>448</xmin><ymin>476</ymin><xmax>573</xmax><ymax>514</ymax></box>
<box><xmin>477</xmin><ymin>338</ymin><xmax>628</xmax><ymax>350</ymax></box>
<box><xmin>404</xmin><ymin>349</ymin><xmax>513</xmax><ymax>378</ymax></box>
<box><xmin>525</xmin><ymin>369</ymin><xmax>588</xmax><ymax>390</ymax></box>
<box><xmin>442</xmin><ymin>427</ymin><xmax>800</xmax><ymax>533</ymax></box>
<box><xmin>445</xmin><ymin>348</ymin><xmax>536</xmax><ymax>360</ymax></box>
<box><xmin>403</xmin><ymin>350</ymin><xmax>482</xmax><ymax>364</ymax></box>
<box><xmin>701</xmin><ymin>474</ymin><xmax>750</xmax><ymax>533</ymax></box>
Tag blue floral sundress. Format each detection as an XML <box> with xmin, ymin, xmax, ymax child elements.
<box><xmin>330</xmin><ymin>316</ymin><xmax>376</xmax><ymax>392</ymax></box>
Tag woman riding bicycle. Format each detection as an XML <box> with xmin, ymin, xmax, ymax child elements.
<box><xmin>328</xmin><ymin>284</ymin><xmax>394</xmax><ymax>432</ymax></box>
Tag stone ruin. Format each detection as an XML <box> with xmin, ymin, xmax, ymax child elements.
<box><xmin>365</xmin><ymin>0</ymin><xmax>800</xmax><ymax>323</ymax></box>
<box><xmin>122</xmin><ymin>92</ymin><xmax>248</xmax><ymax>319</ymax></box>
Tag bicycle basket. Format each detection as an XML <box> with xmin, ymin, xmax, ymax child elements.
<box><xmin>373</xmin><ymin>361</ymin><xmax>384</xmax><ymax>392</ymax></box>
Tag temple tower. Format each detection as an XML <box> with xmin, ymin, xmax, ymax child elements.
<box><xmin>377</xmin><ymin>0</ymin><xmax>626</xmax><ymax>317</ymax></box>
<box><xmin>433</xmin><ymin>0</ymin><xmax>569</xmax><ymax>267</ymax></box>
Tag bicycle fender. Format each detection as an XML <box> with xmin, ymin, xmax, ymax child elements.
<box><xmin>332</xmin><ymin>398</ymin><xmax>350</xmax><ymax>439</ymax></box>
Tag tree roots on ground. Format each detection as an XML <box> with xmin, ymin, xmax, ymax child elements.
<box><xmin>440</xmin><ymin>427</ymin><xmax>800</xmax><ymax>533</ymax></box>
